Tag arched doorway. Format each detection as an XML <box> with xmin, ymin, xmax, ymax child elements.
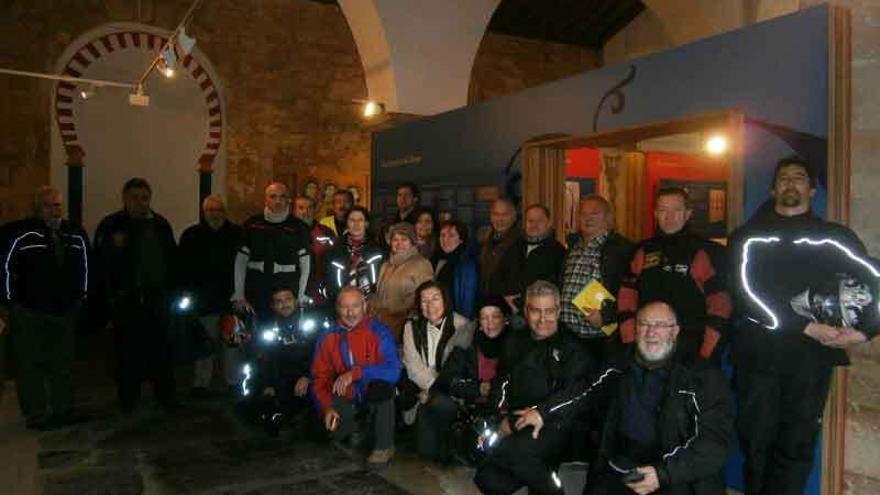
<box><xmin>50</xmin><ymin>22</ymin><xmax>226</xmax><ymax>238</ymax></box>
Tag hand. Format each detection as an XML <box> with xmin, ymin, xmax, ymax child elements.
<box><xmin>418</xmin><ymin>390</ymin><xmax>430</xmax><ymax>405</ymax></box>
<box><xmin>625</xmin><ymin>466</ymin><xmax>660</xmax><ymax>495</ymax></box>
<box><xmin>804</xmin><ymin>322</ymin><xmax>843</xmax><ymax>345</ymax></box>
<box><xmin>499</xmin><ymin>417</ymin><xmax>512</xmax><ymax>437</ymax></box>
<box><xmin>479</xmin><ymin>381</ymin><xmax>491</xmax><ymax>398</ymax></box>
<box><xmin>263</xmin><ymin>386</ymin><xmax>276</xmax><ymax>397</ymax></box>
<box><xmin>513</xmin><ymin>408</ymin><xmax>544</xmax><ymax>439</ymax></box>
<box><xmin>294</xmin><ymin>377</ymin><xmax>310</xmax><ymax>397</ymax></box>
<box><xmin>332</xmin><ymin>371</ymin><xmax>354</xmax><ymax>396</ymax></box>
<box><xmin>823</xmin><ymin>326</ymin><xmax>868</xmax><ymax>348</ymax></box>
<box><xmin>503</xmin><ymin>295</ymin><xmax>519</xmax><ymax>314</ymax></box>
<box><xmin>584</xmin><ymin>308</ymin><xmax>603</xmax><ymax>328</ymax></box>
<box><xmin>324</xmin><ymin>409</ymin><xmax>340</xmax><ymax>432</ymax></box>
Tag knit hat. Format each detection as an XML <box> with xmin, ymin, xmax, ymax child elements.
<box><xmin>386</xmin><ymin>221</ymin><xmax>418</xmax><ymax>245</ymax></box>
<box><xmin>476</xmin><ymin>295</ymin><xmax>512</xmax><ymax>317</ymax></box>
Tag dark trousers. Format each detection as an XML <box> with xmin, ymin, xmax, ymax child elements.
<box><xmin>474</xmin><ymin>424</ymin><xmax>568</xmax><ymax>495</ymax></box>
<box><xmin>330</xmin><ymin>380</ymin><xmax>395</xmax><ymax>450</ymax></box>
<box><xmin>416</xmin><ymin>391</ymin><xmax>459</xmax><ymax>461</ymax></box>
<box><xmin>112</xmin><ymin>292</ymin><xmax>176</xmax><ymax>412</ymax></box>
<box><xmin>9</xmin><ymin>304</ymin><xmax>77</xmax><ymax>420</ymax></box>
<box><xmin>736</xmin><ymin>365</ymin><xmax>832</xmax><ymax>495</ymax></box>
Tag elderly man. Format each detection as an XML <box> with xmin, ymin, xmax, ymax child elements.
<box><xmin>233</xmin><ymin>182</ymin><xmax>311</xmax><ymax>320</ymax></box>
<box><xmin>319</xmin><ymin>189</ymin><xmax>353</xmax><ymax>237</ymax></box>
<box><xmin>618</xmin><ymin>188</ymin><xmax>731</xmax><ymax>361</ymax></box>
<box><xmin>516</xmin><ymin>300</ymin><xmax>734</xmax><ymax>495</ymax></box>
<box><xmin>311</xmin><ymin>287</ymin><xmax>401</xmax><ymax>466</ymax></box>
<box><xmin>504</xmin><ymin>204</ymin><xmax>566</xmax><ymax>313</ymax></box>
<box><xmin>0</xmin><ymin>187</ymin><xmax>88</xmax><ymax>428</ymax></box>
<box><xmin>95</xmin><ymin>178</ymin><xmax>178</xmax><ymax>413</ymax></box>
<box><xmin>480</xmin><ymin>197</ymin><xmax>522</xmax><ymax>301</ymax></box>
<box><xmin>729</xmin><ymin>156</ymin><xmax>879</xmax><ymax>495</ymax></box>
<box><xmin>179</xmin><ymin>194</ymin><xmax>243</xmax><ymax>395</ymax></box>
<box><xmin>474</xmin><ymin>281</ymin><xmax>592</xmax><ymax>495</ymax></box>
<box><xmin>293</xmin><ymin>195</ymin><xmax>335</xmax><ymax>307</ymax></box>
<box><xmin>559</xmin><ymin>195</ymin><xmax>633</xmax><ymax>361</ymax></box>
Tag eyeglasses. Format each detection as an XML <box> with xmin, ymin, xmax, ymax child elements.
<box><xmin>526</xmin><ymin>306</ymin><xmax>559</xmax><ymax>318</ymax></box>
<box><xmin>636</xmin><ymin>320</ymin><xmax>676</xmax><ymax>330</ymax></box>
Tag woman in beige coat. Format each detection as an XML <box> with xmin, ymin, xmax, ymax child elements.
<box><xmin>374</xmin><ymin>222</ymin><xmax>434</xmax><ymax>341</ymax></box>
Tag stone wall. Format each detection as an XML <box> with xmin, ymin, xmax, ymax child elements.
<box><xmin>468</xmin><ymin>32</ymin><xmax>601</xmax><ymax>104</ymax></box>
<box><xmin>0</xmin><ymin>1</ymin><xmax>606</xmax><ymax>225</ymax></box>
<box><xmin>607</xmin><ymin>1</ymin><xmax>880</xmax><ymax>493</ymax></box>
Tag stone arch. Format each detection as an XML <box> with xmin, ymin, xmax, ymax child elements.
<box><xmin>50</xmin><ymin>22</ymin><xmax>227</xmax><ymax>237</ymax></box>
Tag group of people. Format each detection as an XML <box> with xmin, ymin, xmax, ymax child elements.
<box><xmin>0</xmin><ymin>156</ymin><xmax>876</xmax><ymax>495</ymax></box>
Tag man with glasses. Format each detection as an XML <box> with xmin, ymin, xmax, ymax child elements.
<box><xmin>474</xmin><ymin>281</ymin><xmax>592</xmax><ymax>495</ymax></box>
<box><xmin>233</xmin><ymin>183</ymin><xmax>311</xmax><ymax>320</ymax></box>
<box><xmin>728</xmin><ymin>156</ymin><xmax>878</xmax><ymax>495</ymax></box>
<box><xmin>515</xmin><ymin>300</ymin><xmax>734</xmax><ymax>495</ymax></box>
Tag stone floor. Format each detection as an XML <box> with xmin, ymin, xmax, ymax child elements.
<box><xmin>0</xmin><ymin>333</ymin><xmax>491</xmax><ymax>495</ymax></box>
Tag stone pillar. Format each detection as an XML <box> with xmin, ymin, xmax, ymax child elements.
<box><xmin>65</xmin><ymin>145</ymin><xmax>84</xmax><ymax>228</ymax></box>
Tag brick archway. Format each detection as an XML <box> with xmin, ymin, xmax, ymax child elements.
<box><xmin>54</xmin><ymin>29</ymin><xmax>223</xmax><ymax>172</ymax></box>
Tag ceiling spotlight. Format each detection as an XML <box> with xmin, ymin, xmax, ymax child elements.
<box><xmin>159</xmin><ymin>45</ymin><xmax>177</xmax><ymax>78</ymax></box>
<box><xmin>705</xmin><ymin>135</ymin><xmax>729</xmax><ymax>156</ymax></box>
<box><xmin>362</xmin><ymin>101</ymin><xmax>385</xmax><ymax>118</ymax></box>
<box><xmin>79</xmin><ymin>85</ymin><xmax>96</xmax><ymax>100</ymax></box>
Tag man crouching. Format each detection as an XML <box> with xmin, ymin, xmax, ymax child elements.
<box><xmin>516</xmin><ymin>300</ymin><xmax>733</xmax><ymax>495</ymax></box>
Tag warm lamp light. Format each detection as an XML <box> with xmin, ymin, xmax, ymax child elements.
<box><xmin>705</xmin><ymin>135</ymin><xmax>729</xmax><ymax>156</ymax></box>
<box><xmin>363</xmin><ymin>100</ymin><xmax>385</xmax><ymax>118</ymax></box>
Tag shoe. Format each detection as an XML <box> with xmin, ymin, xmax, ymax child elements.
<box><xmin>367</xmin><ymin>447</ymin><xmax>394</xmax><ymax>466</ymax></box>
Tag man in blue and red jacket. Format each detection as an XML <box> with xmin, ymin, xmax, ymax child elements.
<box><xmin>311</xmin><ymin>286</ymin><xmax>401</xmax><ymax>466</ymax></box>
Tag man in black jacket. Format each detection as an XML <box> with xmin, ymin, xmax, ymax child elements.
<box><xmin>559</xmin><ymin>195</ymin><xmax>633</xmax><ymax>361</ymax></box>
<box><xmin>95</xmin><ymin>178</ymin><xmax>178</xmax><ymax>413</ymax></box>
<box><xmin>516</xmin><ymin>300</ymin><xmax>734</xmax><ymax>495</ymax></box>
<box><xmin>241</xmin><ymin>285</ymin><xmax>319</xmax><ymax>437</ymax></box>
<box><xmin>504</xmin><ymin>204</ymin><xmax>566</xmax><ymax>314</ymax></box>
<box><xmin>480</xmin><ymin>198</ymin><xmax>522</xmax><ymax>301</ymax></box>
<box><xmin>233</xmin><ymin>182</ymin><xmax>311</xmax><ymax>321</ymax></box>
<box><xmin>729</xmin><ymin>157</ymin><xmax>878</xmax><ymax>495</ymax></box>
<box><xmin>474</xmin><ymin>281</ymin><xmax>593</xmax><ymax>495</ymax></box>
<box><xmin>0</xmin><ymin>186</ymin><xmax>88</xmax><ymax>428</ymax></box>
<box><xmin>179</xmin><ymin>194</ymin><xmax>243</xmax><ymax>395</ymax></box>
<box><xmin>618</xmin><ymin>188</ymin><xmax>731</xmax><ymax>361</ymax></box>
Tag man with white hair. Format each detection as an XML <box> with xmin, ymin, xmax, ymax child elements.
<box><xmin>179</xmin><ymin>194</ymin><xmax>243</xmax><ymax>395</ymax></box>
<box><xmin>515</xmin><ymin>300</ymin><xmax>733</xmax><ymax>495</ymax></box>
<box><xmin>0</xmin><ymin>186</ymin><xmax>88</xmax><ymax>429</ymax></box>
<box><xmin>233</xmin><ymin>182</ymin><xmax>311</xmax><ymax>320</ymax></box>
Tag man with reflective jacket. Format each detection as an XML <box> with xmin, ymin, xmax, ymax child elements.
<box><xmin>515</xmin><ymin>300</ymin><xmax>733</xmax><ymax>495</ymax></box>
<box><xmin>1</xmin><ymin>186</ymin><xmax>88</xmax><ymax>429</ymax></box>
<box><xmin>233</xmin><ymin>183</ymin><xmax>311</xmax><ymax>320</ymax></box>
<box><xmin>728</xmin><ymin>156</ymin><xmax>878</xmax><ymax>495</ymax></box>
<box><xmin>474</xmin><ymin>281</ymin><xmax>592</xmax><ymax>495</ymax></box>
<box><xmin>239</xmin><ymin>285</ymin><xmax>322</xmax><ymax>437</ymax></box>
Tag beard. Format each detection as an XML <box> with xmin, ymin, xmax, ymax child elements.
<box><xmin>637</xmin><ymin>339</ymin><xmax>676</xmax><ymax>363</ymax></box>
<box><xmin>777</xmin><ymin>189</ymin><xmax>803</xmax><ymax>207</ymax></box>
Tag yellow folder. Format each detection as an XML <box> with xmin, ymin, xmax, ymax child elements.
<box><xmin>572</xmin><ymin>279</ymin><xmax>618</xmax><ymax>335</ymax></box>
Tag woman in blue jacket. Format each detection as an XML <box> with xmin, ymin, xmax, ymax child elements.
<box><xmin>433</xmin><ymin>220</ymin><xmax>479</xmax><ymax>319</ymax></box>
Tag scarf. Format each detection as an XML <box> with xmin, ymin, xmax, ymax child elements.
<box><xmin>264</xmin><ymin>207</ymin><xmax>290</xmax><ymax>224</ymax></box>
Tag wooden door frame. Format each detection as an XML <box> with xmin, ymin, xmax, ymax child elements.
<box><xmin>522</xmin><ymin>109</ymin><xmax>746</xmax><ymax>240</ymax></box>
